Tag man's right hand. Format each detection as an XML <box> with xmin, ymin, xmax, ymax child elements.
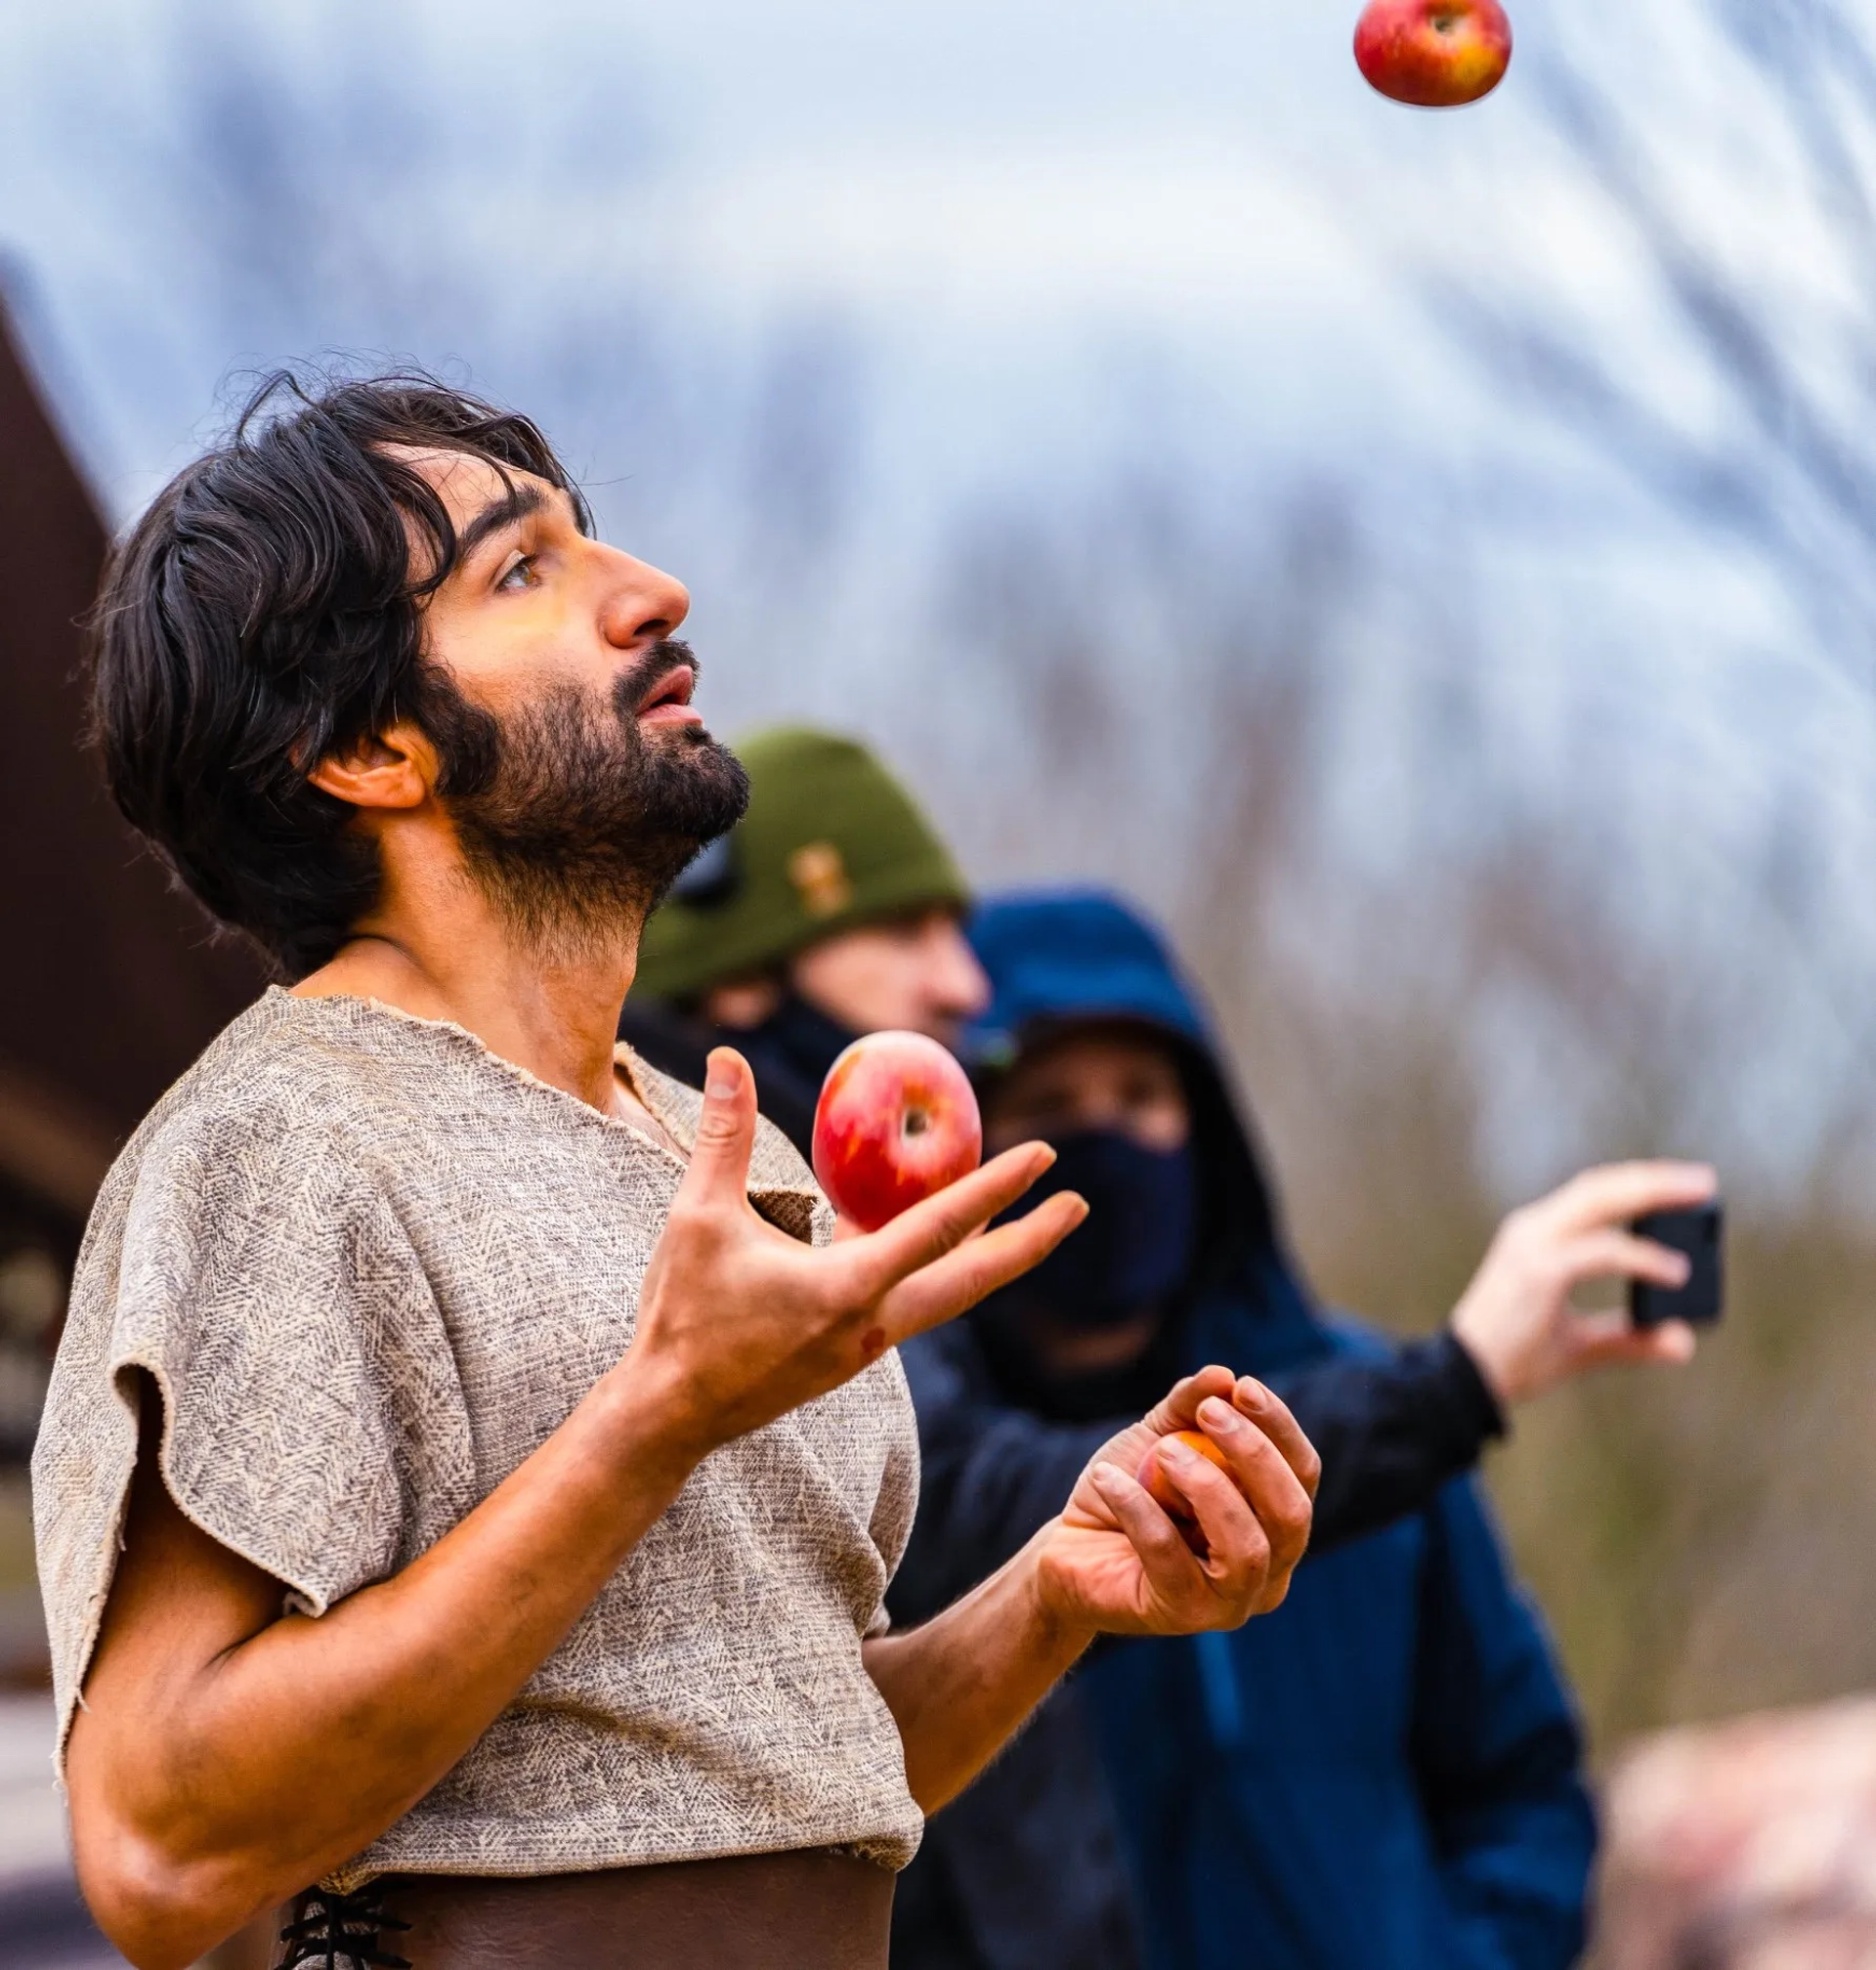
<box><xmin>66</xmin><ymin>1045</ymin><xmax>1085</xmax><ymax>1970</ymax></box>
<box><xmin>629</xmin><ymin>1047</ymin><xmax>1089</xmax><ymax>1457</ymax></box>
<box><xmin>1449</xmin><ymin>1160</ymin><xmax>1718</xmax><ymax>1407</ymax></box>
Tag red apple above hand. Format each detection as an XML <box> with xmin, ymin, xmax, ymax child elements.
<box><xmin>1354</xmin><ymin>0</ymin><xmax>1513</xmax><ymax>108</ymax></box>
<box><xmin>813</xmin><ymin>1031</ymin><xmax>984</xmax><ymax>1232</ymax></box>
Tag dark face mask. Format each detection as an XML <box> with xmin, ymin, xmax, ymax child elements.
<box><xmin>1002</xmin><ymin>1131</ymin><xmax>1200</xmax><ymax>1329</ymax></box>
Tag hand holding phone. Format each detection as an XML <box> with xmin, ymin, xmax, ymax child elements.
<box><xmin>1630</xmin><ymin>1203</ymin><xmax>1725</xmax><ymax>1329</ymax></box>
<box><xmin>1450</xmin><ymin>1161</ymin><xmax>1717</xmax><ymax>1405</ymax></box>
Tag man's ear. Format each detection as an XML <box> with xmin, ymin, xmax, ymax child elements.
<box><xmin>307</xmin><ymin>720</ymin><xmax>436</xmax><ymax>813</ymax></box>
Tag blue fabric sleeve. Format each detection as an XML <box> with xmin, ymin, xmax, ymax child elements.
<box><xmin>889</xmin><ymin>1324</ymin><xmax>1113</xmax><ymax>1624</ymax></box>
<box><xmin>1409</xmin><ymin>1480</ymin><xmax>1597</xmax><ymax>1970</ymax></box>
<box><xmin>891</xmin><ymin>1318</ymin><xmax>1510</xmax><ymax>1627</ymax></box>
<box><xmin>1284</xmin><ymin>1327</ymin><xmax>1506</xmax><ymax>1549</ymax></box>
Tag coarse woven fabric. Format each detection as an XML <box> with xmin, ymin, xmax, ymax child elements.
<box><xmin>30</xmin><ymin>987</ymin><xmax>924</xmax><ymax>1889</ymax></box>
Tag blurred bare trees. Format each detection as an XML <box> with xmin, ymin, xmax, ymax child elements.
<box><xmin>909</xmin><ymin>444</ymin><xmax>1876</xmax><ymax>1755</ymax></box>
<box><xmin>1343</xmin><ymin>0</ymin><xmax>1876</xmax><ymax>1746</ymax></box>
<box><xmin>27</xmin><ymin>0</ymin><xmax>868</xmax><ymax>672</ymax></box>
<box><xmin>14</xmin><ymin>0</ymin><xmax>1876</xmax><ymax>1776</ymax></box>
<box><xmin>1435</xmin><ymin>0</ymin><xmax>1876</xmax><ymax>679</ymax></box>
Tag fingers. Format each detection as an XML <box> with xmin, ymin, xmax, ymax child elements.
<box><xmin>1556</xmin><ymin>1228</ymin><xmax>1691</xmax><ymax>1293</ymax></box>
<box><xmin>1572</xmin><ymin>1309</ymin><xmax>1699</xmax><ymax>1371</ymax></box>
<box><xmin>848</xmin><ymin>1143</ymin><xmax>1060</xmax><ymax>1299</ymax></box>
<box><xmin>1084</xmin><ymin>1383</ymin><xmax>1318</xmax><ymax>1632</ymax></box>
<box><xmin>1190</xmin><ymin>1396</ymin><xmax>1314</xmax><ymax>1576</ymax></box>
<box><xmin>1228</xmin><ymin>1377</ymin><xmax>1322</xmax><ymax>1501</ymax></box>
<box><xmin>1538</xmin><ymin>1160</ymin><xmax>1717</xmax><ymax>1236</ymax></box>
<box><xmin>1131</xmin><ymin>1369</ymin><xmax>1320</xmax><ymax>1504</ymax></box>
<box><xmin>1152</xmin><ymin>1433</ymin><xmax>1267</xmax><ymax>1583</ymax></box>
<box><xmin>673</xmin><ymin>1049</ymin><xmax>758</xmax><ymax>1210</ymax></box>
<box><xmin>1137</xmin><ymin>1366</ymin><xmax>1240</xmax><ymax>1437</ymax></box>
<box><xmin>1087</xmin><ymin>1462</ymin><xmax>1207</xmax><ymax>1599</ymax></box>
<box><xmin>1642</xmin><ymin>1319</ymin><xmax>1700</xmax><ymax>1365</ymax></box>
<box><xmin>876</xmin><ymin>1192</ymin><xmax>1090</xmax><ymax>1342</ymax></box>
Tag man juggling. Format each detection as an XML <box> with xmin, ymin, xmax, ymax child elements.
<box><xmin>33</xmin><ymin>375</ymin><xmax>1316</xmax><ymax>1970</ymax></box>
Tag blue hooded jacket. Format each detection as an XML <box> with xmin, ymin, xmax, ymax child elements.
<box><xmin>889</xmin><ymin>890</ymin><xmax>1594</xmax><ymax>1970</ymax></box>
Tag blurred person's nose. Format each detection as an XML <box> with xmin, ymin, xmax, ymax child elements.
<box><xmin>920</xmin><ymin>919</ymin><xmax>992</xmax><ymax>1034</ymax></box>
<box><xmin>1028</xmin><ymin>1082</ymin><xmax>1122</xmax><ymax>1137</ymax></box>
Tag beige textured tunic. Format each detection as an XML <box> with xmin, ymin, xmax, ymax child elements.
<box><xmin>31</xmin><ymin>989</ymin><xmax>923</xmax><ymax>1888</ymax></box>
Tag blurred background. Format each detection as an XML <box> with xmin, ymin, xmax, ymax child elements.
<box><xmin>2</xmin><ymin>0</ymin><xmax>1875</xmax><ymax>1961</ymax></box>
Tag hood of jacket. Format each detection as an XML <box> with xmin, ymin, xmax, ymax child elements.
<box><xmin>964</xmin><ymin>887</ymin><xmax>1322</xmax><ymax>1377</ymax></box>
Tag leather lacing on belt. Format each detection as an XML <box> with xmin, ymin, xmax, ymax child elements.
<box><xmin>277</xmin><ymin>1883</ymin><xmax>412</xmax><ymax>1968</ymax></box>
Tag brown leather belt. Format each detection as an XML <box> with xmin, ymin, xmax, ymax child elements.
<box><xmin>273</xmin><ymin>1849</ymin><xmax>895</xmax><ymax>1970</ymax></box>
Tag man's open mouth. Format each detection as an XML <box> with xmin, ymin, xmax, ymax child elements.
<box><xmin>635</xmin><ymin>664</ymin><xmax>702</xmax><ymax>724</ymax></box>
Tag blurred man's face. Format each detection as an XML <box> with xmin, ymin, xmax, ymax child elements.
<box><xmin>398</xmin><ymin>449</ymin><xmax>747</xmax><ymax>937</ymax></box>
<box><xmin>789</xmin><ymin>909</ymin><xmax>991</xmax><ymax>1049</ymax></box>
<box><xmin>984</xmin><ymin>1025</ymin><xmax>1191</xmax><ymax>1156</ymax></box>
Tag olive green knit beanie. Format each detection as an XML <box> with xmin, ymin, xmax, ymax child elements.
<box><xmin>632</xmin><ymin>726</ymin><xmax>970</xmax><ymax>1002</ymax></box>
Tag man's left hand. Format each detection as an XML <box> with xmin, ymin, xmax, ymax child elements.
<box><xmin>1033</xmin><ymin>1368</ymin><xmax>1319</xmax><ymax>1637</ymax></box>
<box><xmin>865</xmin><ymin>1367</ymin><xmax>1317</xmax><ymax>1814</ymax></box>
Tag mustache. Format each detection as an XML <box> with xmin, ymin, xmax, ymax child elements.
<box><xmin>611</xmin><ymin>639</ymin><xmax>701</xmax><ymax>723</ymax></box>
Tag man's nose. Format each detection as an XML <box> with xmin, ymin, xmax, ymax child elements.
<box><xmin>599</xmin><ymin>548</ymin><xmax>691</xmax><ymax>647</ymax></box>
<box><xmin>929</xmin><ymin>924</ymin><xmax>992</xmax><ymax>1020</ymax></box>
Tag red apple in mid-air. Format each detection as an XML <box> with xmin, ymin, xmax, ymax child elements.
<box><xmin>813</xmin><ymin>1031</ymin><xmax>984</xmax><ymax>1233</ymax></box>
<box><xmin>1354</xmin><ymin>0</ymin><xmax>1513</xmax><ymax>108</ymax></box>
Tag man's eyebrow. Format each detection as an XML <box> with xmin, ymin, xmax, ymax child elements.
<box><xmin>453</xmin><ymin>480</ymin><xmax>553</xmax><ymax>564</ymax></box>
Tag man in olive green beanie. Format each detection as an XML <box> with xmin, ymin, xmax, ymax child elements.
<box><xmin>621</xmin><ymin>727</ymin><xmax>989</xmax><ymax>1154</ymax></box>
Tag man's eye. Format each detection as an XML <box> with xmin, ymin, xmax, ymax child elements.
<box><xmin>496</xmin><ymin>555</ymin><xmax>539</xmax><ymax>591</ymax></box>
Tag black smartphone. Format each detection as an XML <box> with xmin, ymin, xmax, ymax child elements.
<box><xmin>1630</xmin><ymin>1202</ymin><xmax>1725</xmax><ymax>1328</ymax></box>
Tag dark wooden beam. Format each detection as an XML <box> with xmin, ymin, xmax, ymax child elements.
<box><xmin>0</xmin><ymin>293</ymin><xmax>267</xmax><ymax>1231</ymax></box>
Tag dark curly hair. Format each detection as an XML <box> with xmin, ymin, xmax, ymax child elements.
<box><xmin>89</xmin><ymin>368</ymin><xmax>593</xmax><ymax>978</ymax></box>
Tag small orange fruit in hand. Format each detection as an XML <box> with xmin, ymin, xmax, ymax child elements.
<box><xmin>1136</xmin><ymin>1429</ymin><xmax>1233</xmax><ymax>1520</ymax></box>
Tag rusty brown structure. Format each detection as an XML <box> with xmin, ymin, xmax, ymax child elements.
<box><xmin>0</xmin><ymin>296</ymin><xmax>263</xmax><ymax>1446</ymax></box>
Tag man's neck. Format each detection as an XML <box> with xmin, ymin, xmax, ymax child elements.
<box><xmin>291</xmin><ymin>860</ymin><xmax>648</xmax><ymax>1122</ymax></box>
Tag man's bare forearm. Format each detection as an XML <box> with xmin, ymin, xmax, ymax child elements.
<box><xmin>68</xmin><ymin>1356</ymin><xmax>705</xmax><ymax>1970</ymax></box>
<box><xmin>863</xmin><ymin>1526</ymin><xmax>1094</xmax><ymax>1814</ymax></box>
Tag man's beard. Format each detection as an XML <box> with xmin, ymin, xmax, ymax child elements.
<box><xmin>414</xmin><ymin>640</ymin><xmax>749</xmax><ymax>955</ymax></box>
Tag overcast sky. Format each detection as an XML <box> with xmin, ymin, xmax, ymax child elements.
<box><xmin>0</xmin><ymin>0</ymin><xmax>1861</xmax><ymax>771</ymax></box>
<box><xmin>3</xmin><ymin>0</ymin><xmax>1873</xmax><ymax>1179</ymax></box>
<box><xmin>0</xmin><ymin>0</ymin><xmax>1784</xmax><ymax>487</ymax></box>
